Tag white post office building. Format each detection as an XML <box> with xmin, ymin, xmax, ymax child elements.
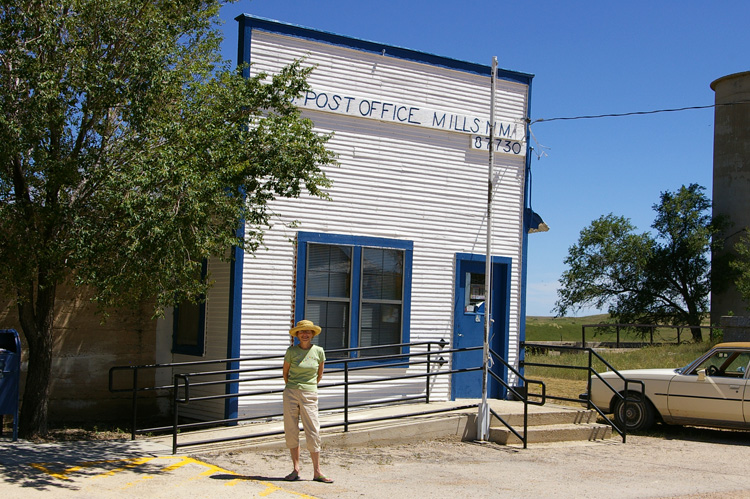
<box><xmin>157</xmin><ymin>16</ymin><xmax>539</xmax><ymax>422</ymax></box>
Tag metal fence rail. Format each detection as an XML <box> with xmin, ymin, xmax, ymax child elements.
<box><xmin>580</xmin><ymin>323</ymin><xmax>718</xmax><ymax>347</ymax></box>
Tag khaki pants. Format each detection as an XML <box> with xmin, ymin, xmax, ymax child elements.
<box><xmin>283</xmin><ymin>388</ymin><xmax>321</xmax><ymax>452</ymax></box>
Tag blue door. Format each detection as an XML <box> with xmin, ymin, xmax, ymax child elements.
<box><xmin>451</xmin><ymin>253</ymin><xmax>511</xmax><ymax>400</ymax></box>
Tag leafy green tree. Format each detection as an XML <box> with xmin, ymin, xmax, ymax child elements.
<box><xmin>554</xmin><ymin>184</ymin><xmax>726</xmax><ymax>342</ymax></box>
<box><xmin>0</xmin><ymin>0</ymin><xmax>335</xmax><ymax>438</ymax></box>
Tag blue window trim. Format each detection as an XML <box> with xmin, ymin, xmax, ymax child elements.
<box><xmin>295</xmin><ymin>232</ymin><xmax>413</xmax><ymax>368</ymax></box>
<box><xmin>224</xmin><ymin>223</ymin><xmax>245</xmax><ymax>422</ymax></box>
<box><xmin>236</xmin><ymin>15</ymin><xmax>534</xmax><ymax>86</ymax></box>
<box><xmin>172</xmin><ymin>260</ymin><xmax>208</xmax><ymax>356</ymax></box>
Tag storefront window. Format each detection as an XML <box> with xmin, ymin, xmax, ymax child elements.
<box><xmin>298</xmin><ymin>233</ymin><xmax>412</xmax><ymax>361</ymax></box>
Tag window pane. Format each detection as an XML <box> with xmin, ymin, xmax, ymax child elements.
<box><xmin>380</xmin><ymin>273</ymin><xmax>402</xmax><ymax>300</ymax></box>
<box><xmin>466</xmin><ymin>272</ymin><xmax>486</xmax><ymax>309</ymax></box>
<box><xmin>175</xmin><ymin>302</ymin><xmax>201</xmax><ymax>347</ymax></box>
<box><xmin>381</xmin><ymin>249</ymin><xmax>403</xmax><ymax>274</ymax></box>
<box><xmin>330</xmin><ymin>246</ymin><xmax>353</xmax><ymax>272</ymax></box>
<box><xmin>309</xmin><ymin>300</ymin><xmax>349</xmax><ymax>358</ymax></box>
<box><xmin>307</xmin><ymin>244</ymin><xmax>351</xmax><ymax>298</ymax></box>
<box><xmin>362</xmin><ymin>248</ymin><xmax>403</xmax><ymax>300</ymax></box>
<box><xmin>307</xmin><ymin>271</ymin><xmax>330</xmax><ymax>296</ymax></box>
<box><xmin>329</xmin><ymin>272</ymin><xmax>349</xmax><ymax>297</ymax></box>
<box><xmin>360</xmin><ymin>303</ymin><xmax>401</xmax><ymax>357</ymax></box>
<box><xmin>308</xmin><ymin>245</ymin><xmax>330</xmax><ymax>271</ymax></box>
<box><xmin>173</xmin><ymin>260</ymin><xmax>207</xmax><ymax>355</ymax></box>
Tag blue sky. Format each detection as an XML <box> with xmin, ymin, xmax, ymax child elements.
<box><xmin>218</xmin><ymin>1</ymin><xmax>749</xmax><ymax>316</ymax></box>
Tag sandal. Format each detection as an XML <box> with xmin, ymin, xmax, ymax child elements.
<box><xmin>314</xmin><ymin>475</ymin><xmax>334</xmax><ymax>483</ymax></box>
<box><xmin>284</xmin><ymin>470</ymin><xmax>300</xmax><ymax>481</ymax></box>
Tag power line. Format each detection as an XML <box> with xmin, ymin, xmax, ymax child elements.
<box><xmin>530</xmin><ymin>99</ymin><xmax>750</xmax><ymax>125</ymax></box>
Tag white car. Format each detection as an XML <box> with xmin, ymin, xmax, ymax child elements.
<box><xmin>586</xmin><ymin>342</ymin><xmax>750</xmax><ymax>431</ymax></box>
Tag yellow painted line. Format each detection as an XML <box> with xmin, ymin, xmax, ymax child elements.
<box><xmin>160</xmin><ymin>456</ymin><xmax>318</xmax><ymax>498</ymax></box>
<box><xmin>29</xmin><ymin>455</ymin><xmax>320</xmax><ymax>498</ymax></box>
<box><xmin>124</xmin><ymin>474</ymin><xmax>155</xmax><ymax>488</ymax></box>
<box><xmin>91</xmin><ymin>457</ymin><xmax>155</xmax><ymax>478</ymax></box>
<box><xmin>29</xmin><ymin>457</ymin><xmax>152</xmax><ymax>481</ymax></box>
<box><xmin>29</xmin><ymin>462</ymin><xmax>77</xmax><ymax>481</ymax></box>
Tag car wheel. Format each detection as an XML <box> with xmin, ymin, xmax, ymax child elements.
<box><xmin>613</xmin><ymin>392</ymin><xmax>655</xmax><ymax>431</ymax></box>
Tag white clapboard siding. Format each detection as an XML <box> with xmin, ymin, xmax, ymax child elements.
<box><xmin>234</xmin><ymin>29</ymin><xmax>529</xmax><ymax>418</ymax></box>
<box><xmin>171</xmin><ymin>258</ymin><xmax>231</xmax><ymax>421</ymax></box>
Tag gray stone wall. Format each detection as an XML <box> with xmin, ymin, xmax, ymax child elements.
<box><xmin>719</xmin><ymin>315</ymin><xmax>750</xmax><ymax>342</ymax></box>
<box><xmin>0</xmin><ymin>286</ymin><xmax>160</xmax><ymax>422</ymax></box>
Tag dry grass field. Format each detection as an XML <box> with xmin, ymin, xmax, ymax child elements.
<box><xmin>523</xmin><ymin>317</ymin><xmax>717</xmax><ymax>408</ymax></box>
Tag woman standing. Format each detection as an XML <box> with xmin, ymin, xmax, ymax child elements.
<box><xmin>282</xmin><ymin>319</ymin><xmax>333</xmax><ymax>483</ymax></box>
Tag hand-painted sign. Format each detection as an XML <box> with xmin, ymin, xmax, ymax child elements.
<box><xmin>469</xmin><ymin>135</ymin><xmax>525</xmax><ymax>156</ymax></box>
<box><xmin>294</xmin><ymin>89</ymin><xmax>526</xmax><ymax>154</ymax></box>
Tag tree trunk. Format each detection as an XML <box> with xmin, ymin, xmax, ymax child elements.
<box><xmin>689</xmin><ymin>326</ymin><xmax>703</xmax><ymax>343</ymax></box>
<box><xmin>686</xmin><ymin>308</ymin><xmax>703</xmax><ymax>343</ymax></box>
<box><xmin>16</xmin><ymin>278</ymin><xmax>57</xmax><ymax>439</ymax></box>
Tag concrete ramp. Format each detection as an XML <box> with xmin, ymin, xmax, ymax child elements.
<box><xmin>148</xmin><ymin>399</ymin><xmax>616</xmax><ymax>453</ymax></box>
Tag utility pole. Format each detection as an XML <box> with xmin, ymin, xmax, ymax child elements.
<box><xmin>477</xmin><ymin>56</ymin><xmax>497</xmax><ymax>442</ymax></box>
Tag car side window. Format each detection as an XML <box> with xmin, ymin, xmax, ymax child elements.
<box><xmin>693</xmin><ymin>351</ymin><xmax>750</xmax><ymax>378</ymax></box>
<box><xmin>733</xmin><ymin>353</ymin><xmax>750</xmax><ymax>377</ymax></box>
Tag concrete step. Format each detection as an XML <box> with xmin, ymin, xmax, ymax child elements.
<box><xmin>493</xmin><ymin>406</ymin><xmax>598</xmax><ymax>427</ymax></box>
<box><xmin>487</xmin><ymin>405</ymin><xmax>613</xmax><ymax>445</ymax></box>
<box><xmin>490</xmin><ymin>421</ymin><xmax>613</xmax><ymax>445</ymax></box>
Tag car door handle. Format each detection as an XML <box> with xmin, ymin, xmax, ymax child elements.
<box><xmin>729</xmin><ymin>385</ymin><xmax>740</xmax><ymax>390</ymax></box>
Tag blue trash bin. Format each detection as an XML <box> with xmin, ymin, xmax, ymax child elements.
<box><xmin>0</xmin><ymin>329</ymin><xmax>21</xmax><ymax>441</ymax></box>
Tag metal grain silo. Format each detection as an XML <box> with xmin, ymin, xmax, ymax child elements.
<box><xmin>711</xmin><ymin>71</ymin><xmax>750</xmax><ymax>322</ymax></box>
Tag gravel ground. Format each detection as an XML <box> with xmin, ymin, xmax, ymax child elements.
<box><xmin>200</xmin><ymin>425</ymin><xmax>750</xmax><ymax>499</ymax></box>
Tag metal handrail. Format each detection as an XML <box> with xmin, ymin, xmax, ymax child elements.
<box><xmin>167</xmin><ymin>343</ymin><xmax>478</xmax><ymax>453</ymax></box>
<box><xmin>521</xmin><ymin>341</ymin><xmax>645</xmax><ymax>443</ymax></box>
<box><xmin>110</xmin><ymin>340</ymin><xmax>546</xmax><ymax>453</ymax></box>
<box><xmin>521</xmin><ymin>342</ymin><xmax>646</xmax><ymax>443</ymax></box>
<box><xmin>108</xmin><ymin>340</ymin><xmax>445</xmax><ymax>440</ymax></box>
<box><xmin>485</xmin><ymin>347</ymin><xmax>546</xmax><ymax>449</ymax></box>
<box><xmin>110</xmin><ymin>339</ymin><xmax>557</xmax><ymax>453</ymax></box>
<box><xmin>110</xmin><ymin>341</ymin><xmax>458</xmax><ymax>442</ymax></box>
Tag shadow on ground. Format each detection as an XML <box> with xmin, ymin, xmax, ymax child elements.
<box><xmin>0</xmin><ymin>438</ymin><xmax>165</xmax><ymax>492</ymax></box>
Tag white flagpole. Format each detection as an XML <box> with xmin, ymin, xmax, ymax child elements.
<box><xmin>478</xmin><ymin>56</ymin><xmax>497</xmax><ymax>442</ymax></box>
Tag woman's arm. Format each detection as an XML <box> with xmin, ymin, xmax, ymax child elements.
<box><xmin>317</xmin><ymin>362</ymin><xmax>325</xmax><ymax>384</ymax></box>
<box><xmin>283</xmin><ymin>361</ymin><xmax>291</xmax><ymax>384</ymax></box>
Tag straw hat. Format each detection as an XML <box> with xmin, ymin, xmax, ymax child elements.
<box><xmin>289</xmin><ymin>319</ymin><xmax>322</xmax><ymax>336</ymax></box>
